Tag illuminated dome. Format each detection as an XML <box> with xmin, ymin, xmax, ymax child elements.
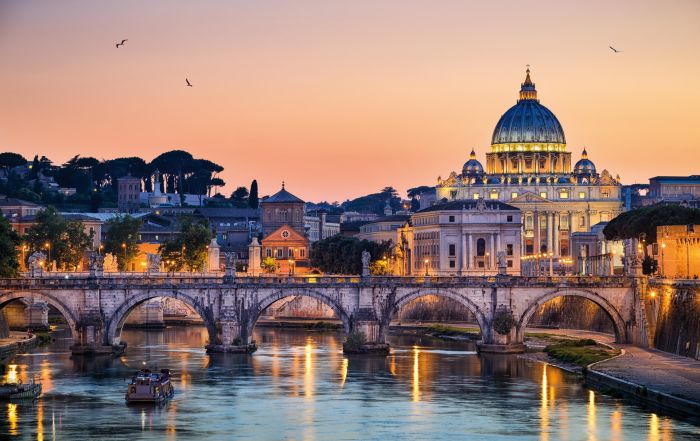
<box><xmin>462</xmin><ymin>149</ymin><xmax>484</xmax><ymax>175</ymax></box>
<box><xmin>574</xmin><ymin>148</ymin><xmax>597</xmax><ymax>175</ymax></box>
<box><xmin>491</xmin><ymin>68</ymin><xmax>566</xmax><ymax>147</ymax></box>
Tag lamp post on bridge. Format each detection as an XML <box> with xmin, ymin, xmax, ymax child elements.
<box><xmin>548</xmin><ymin>252</ymin><xmax>553</xmax><ymax>277</ymax></box>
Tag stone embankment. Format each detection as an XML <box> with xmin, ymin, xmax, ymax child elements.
<box><xmin>0</xmin><ymin>332</ymin><xmax>37</xmax><ymax>363</ymax></box>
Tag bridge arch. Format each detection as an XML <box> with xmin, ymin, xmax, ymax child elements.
<box><xmin>391</xmin><ymin>288</ymin><xmax>488</xmax><ymax>337</ymax></box>
<box><xmin>104</xmin><ymin>290</ymin><xmax>218</xmax><ymax>346</ymax></box>
<box><xmin>246</xmin><ymin>289</ymin><xmax>351</xmax><ymax>339</ymax></box>
<box><xmin>516</xmin><ymin>288</ymin><xmax>627</xmax><ymax>343</ymax></box>
<box><xmin>0</xmin><ymin>290</ymin><xmax>80</xmax><ymax>341</ymax></box>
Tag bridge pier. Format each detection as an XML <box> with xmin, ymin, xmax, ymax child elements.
<box><xmin>344</xmin><ymin>309</ymin><xmax>390</xmax><ymax>355</ymax></box>
<box><xmin>206</xmin><ymin>319</ymin><xmax>257</xmax><ymax>354</ymax></box>
<box><xmin>70</xmin><ymin>313</ymin><xmax>124</xmax><ymax>356</ymax></box>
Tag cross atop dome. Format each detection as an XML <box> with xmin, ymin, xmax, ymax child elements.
<box><xmin>519</xmin><ymin>65</ymin><xmax>538</xmax><ymax>102</ymax></box>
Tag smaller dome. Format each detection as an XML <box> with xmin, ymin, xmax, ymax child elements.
<box><xmin>462</xmin><ymin>149</ymin><xmax>484</xmax><ymax>175</ymax></box>
<box><xmin>574</xmin><ymin>148</ymin><xmax>597</xmax><ymax>175</ymax></box>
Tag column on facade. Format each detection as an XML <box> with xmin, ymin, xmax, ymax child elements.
<box><xmin>546</xmin><ymin>211</ymin><xmax>553</xmax><ymax>254</ymax></box>
<box><xmin>554</xmin><ymin>212</ymin><xmax>560</xmax><ymax>257</ymax></box>
<box><xmin>496</xmin><ymin>232</ymin><xmax>501</xmax><ymax>257</ymax></box>
<box><xmin>489</xmin><ymin>233</ymin><xmax>495</xmax><ymax>268</ymax></box>
<box><xmin>534</xmin><ymin>211</ymin><xmax>541</xmax><ymax>254</ymax></box>
<box><xmin>468</xmin><ymin>234</ymin><xmax>474</xmax><ymax>270</ymax></box>
<box><xmin>461</xmin><ymin>233</ymin><xmax>468</xmax><ymax>272</ymax></box>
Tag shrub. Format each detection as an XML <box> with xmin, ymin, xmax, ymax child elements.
<box><xmin>492</xmin><ymin>310</ymin><xmax>516</xmax><ymax>335</ymax></box>
<box><xmin>343</xmin><ymin>331</ymin><xmax>367</xmax><ymax>352</ymax></box>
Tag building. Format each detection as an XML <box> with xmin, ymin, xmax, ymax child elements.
<box><xmin>435</xmin><ymin>68</ymin><xmax>624</xmax><ymax>258</ymax></box>
<box><xmin>0</xmin><ymin>197</ymin><xmax>42</xmax><ymax>218</ymax></box>
<box><xmin>396</xmin><ymin>199</ymin><xmax>522</xmax><ymax>276</ymax></box>
<box><xmin>570</xmin><ymin>222</ymin><xmax>624</xmax><ymax>276</ymax></box>
<box><xmin>260</xmin><ymin>183</ymin><xmax>306</xmax><ymax>237</ymax></box>
<box><xmin>260</xmin><ymin>184</ymin><xmax>310</xmax><ymax>274</ymax></box>
<box><xmin>653</xmin><ymin>225</ymin><xmax>700</xmax><ymax>279</ymax></box>
<box><xmin>193</xmin><ymin>207</ymin><xmax>261</xmax><ymax>251</ymax></box>
<box><xmin>304</xmin><ymin>211</ymin><xmax>340</xmax><ymax>242</ymax></box>
<box><xmin>339</xmin><ymin>211</ymin><xmax>378</xmax><ymax>223</ymax></box>
<box><xmin>356</xmin><ymin>215</ymin><xmax>410</xmax><ymax>244</ymax></box>
<box><xmin>117</xmin><ymin>175</ymin><xmax>141</xmax><ymax>213</ymax></box>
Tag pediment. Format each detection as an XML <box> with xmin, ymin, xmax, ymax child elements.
<box><xmin>509</xmin><ymin>191</ymin><xmax>552</xmax><ymax>203</ymax></box>
<box><xmin>262</xmin><ymin>224</ymin><xmax>307</xmax><ymax>242</ymax></box>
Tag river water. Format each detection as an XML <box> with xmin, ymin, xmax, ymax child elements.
<box><xmin>2</xmin><ymin>326</ymin><xmax>699</xmax><ymax>440</ymax></box>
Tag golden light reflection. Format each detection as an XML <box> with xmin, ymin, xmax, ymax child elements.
<box><xmin>389</xmin><ymin>355</ymin><xmax>397</xmax><ymax>376</ymax></box>
<box><xmin>304</xmin><ymin>339</ymin><xmax>314</xmax><ymax>399</ymax></box>
<box><xmin>340</xmin><ymin>358</ymin><xmax>348</xmax><ymax>388</ymax></box>
<box><xmin>166</xmin><ymin>401</ymin><xmax>178</xmax><ymax>439</ymax></box>
<box><xmin>412</xmin><ymin>346</ymin><xmax>420</xmax><ymax>402</ymax></box>
<box><xmin>648</xmin><ymin>413</ymin><xmax>659</xmax><ymax>441</ymax></box>
<box><xmin>40</xmin><ymin>359</ymin><xmax>53</xmax><ymax>393</ymax></box>
<box><xmin>37</xmin><ymin>399</ymin><xmax>44</xmax><ymax>441</ymax></box>
<box><xmin>8</xmin><ymin>403</ymin><xmax>18</xmax><ymax>435</ymax></box>
<box><xmin>588</xmin><ymin>390</ymin><xmax>597</xmax><ymax>441</ymax></box>
<box><xmin>540</xmin><ymin>365</ymin><xmax>549</xmax><ymax>441</ymax></box>
<box><xmin>5</xmin><ymin>364</ymin><xmax>18</xmax><ymax>384</ymax></box>
<box><xmin>141</xmin><ymin>409</ymin><xmax>146</xmax><ymax>431</ymax></box>
<box><xmin>611</xmin><ymin>407</ymin><xmax>622</xmax><ymax>441</ymax></box>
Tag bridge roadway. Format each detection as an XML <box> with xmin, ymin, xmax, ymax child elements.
<box><xmin>0</xmin><ymin>274</ymin><xmax>653</xmax><ymax>355</ymax></box>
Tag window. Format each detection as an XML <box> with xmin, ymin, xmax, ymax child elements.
<box><xmin>222</xmin><ymin>233</ymin><xmax>227</xmax><ymax>240</ymax></box>
<box><xmin>559</xmin><ymin>190</ymin><xmax>569</xmax><ymax>199</ymax></box>
<box><xmin>276</xmin><ymin>248</ymin><xmax>283</xmax><ymax>258</ymax></box>
<box><xmin>473</xmin><ymin>193</ymin><xmax>480</xmax><ymax>199</ymax></box>
<box><xmin>540</xmin><ymin>191</ymin><xmax>547</xmax><ymax>199</ymax></box>
<box><xmin>476</xmin><ymin>238</ymin><xmax>486</xmax><ymax>256</ymax></box>
<box><xmin>490</xmin><ymin>191</ymin><xmax>499</xmax><ymax>200</ymax></box>
<box><xmin>511</xmin><ymin>192</ymin><xmax>518</xmax><ymax>199</ymax></box>
<box><xmin>155</xmin><ymin>235</ymin><xmax>159</xmax><ymax>241</ymax></box>
<box><xmin>579</xmin><ymin>191</ymin><xmax>586</xmax><ymax>199</ymax></box>
<box><xmin>448</xmin><ymin>244</ymin><xmax>456</xmax><ymax>256</ymax></box>
<box><xmin>507</xmin><ymin>215</ymin><xmax>513</xmax><ymax>222</ymax></box>
<box><xmin>506</xmin><ymin>244</ymin><xmax>514</xmax><ymax>256</ymax></box>
<box><xmin>449</xmin><ymin>260</ymin><xmax>456</xmax><ymax>268</ymax></box>
<box><xmin>448</xmin><ymin>215</ymin><xmax>455</xmax><ymax>222</ymax></box>
<box><xmin>300</xmin><ymin>248</ymin><xmax>305</xmax><ymax>258</ymax></box>
<box><xmin>288</xmin><ymin>248</ymin><xmax>294</xmax><ymax>258</ymax></box>
<box><xmin>602</xmin><ymin>190</ymin><xmax>610</xmax><ymax>198</ymax></box>
<box><xmin>450</xmin><ymin>191</ymin><xmax>457</xmax><ymax>200</ymax></box>
<box><xmin>266</xmin><ymin>248</ymin><xmax>272</xmax><ymax>257</ymax></box>
<box><xmin>601</xmin><ymin>212</ymin><xmax>610</xmax><ymax>222</ymax></box>
<box><xmin>525</xmin><ymin>215</ymin><xmax>533</xmax><ymax>229</ymax></box>
<box><xmin>579</xmin><ymin>215</ymin><xmax>586</xmax><ymax>227</ymax></box>
<box><xmin>507</xmin><ymin>260</ymin><xmax>513</xmax><ymax>268</ymax></box>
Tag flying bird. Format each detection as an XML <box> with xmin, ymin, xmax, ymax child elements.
<box><xmin>609</xmin><ymin>45</ymin><xmax>622</xmax><ymax>53</ymax></box>
<box><xmin>115</xmin><ymin>39</ymin><xmax>128</xmax><ymax>48</ymax></box>
<box><xmin>186</xmin><ymin>78</ymin><xmax>193</xmax><ymax>87</ymax></box>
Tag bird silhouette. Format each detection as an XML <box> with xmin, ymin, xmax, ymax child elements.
<box><xmin>609</xmin><ymin>45</ymin><xmax>622</xmax><ymax>53</ymax></box>
<box><xmin>186</xmin><ymin>78</ymin><xmax>193</xmax><ymax>87</ymax></box>
<box><xmin>115</xmin><ymin>39</ymin><xmax>128</xmax><ymax>48</ymax></box>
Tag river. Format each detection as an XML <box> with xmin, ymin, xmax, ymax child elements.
<box><xmin>2</xmin><ymin>326</ymin><xmax>699</xmax><ymax>440</ymax></box>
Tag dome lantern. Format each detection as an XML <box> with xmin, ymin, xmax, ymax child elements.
<box><xmin>518</xmin><ymin>66</ymin><xmax>538</xmax><ymax>102</ymax></box>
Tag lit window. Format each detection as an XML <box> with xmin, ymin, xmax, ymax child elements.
<box><xmin>300</xmin><ymin>248</ymin><xmax>305</xmax><ymax>258</ymax></box>
<box><xmin>473</xmin><ymin>193</ymin><xmax>480</xmax><ymax>199</ymax></box>
<box><xmin>578</xmin><ymin>191</ymin><xmax>586</xmax><ymax>199</ymax></box>
<box><xmin>559</xmin><ymin>190</ymin><xmax>569</xmax><ymax>199</ymax></box>
<box><xmin>511</xmin><ymin>192</ymin><xmax>518</xmax><ymax>199</ymax></box>
<box><xmin>540</xmin><ymin>192</ymin><xmax>547</xmax><ymax>199</ymax></box>
<box><xmin>602</xmin><ymin>190</ymin><xmax>610</xmax><ymax>198</ymax></box>
<box><xmin>490</xmin><ymin>191</ymin><xmax>499</xmax><ymax>200</ymax></box>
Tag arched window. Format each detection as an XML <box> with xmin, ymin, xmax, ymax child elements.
<box><xmin>476</xmin><ymin>238</ymin><xmax>486</xmax><ymax>256</ymax></box>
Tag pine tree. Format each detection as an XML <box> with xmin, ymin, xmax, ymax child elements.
<box><xmin>248</xmin><ymin>179</ymin><xmax>259</xmax><ymax>208</ymax></box>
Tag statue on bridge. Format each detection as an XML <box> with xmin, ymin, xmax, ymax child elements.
<box><xmin>146</xmin><ymin>253</ymin><xmax>162</xmax><ymax>274</ymax></box>
<box><xmin>361</xmin><ymin>250</ymin><xmax>371</xmax><ymax>277</ymax></box>
<box><xmin>88</xmin><ymin>252</ymin><xmax>105</xmax><ymax>277</ymax></box>
<box><xmin>223</xmin><ymin>253</ymin><xmax>236</xmax><ymax>281</ymax></box>
<box><xmin>27</xmin><ymin>251</ymin><xmax>47</xmax><ymax>278</ymax></box>
<box><xmin>496</xmin><ymin>251</ymin><xmax>507</xmax><ymax>275</ymax></box>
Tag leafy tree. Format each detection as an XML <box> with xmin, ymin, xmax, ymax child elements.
<box><xmin>103</xmin><ymin>215</ymin><xmax>142</xmax><ymax>271</ymax></box>
<box><xmin>231</xmin><ymin>186</ymin><xmax>249</xmax><ymax>206</ymax></box>
<box><xmin>151</xmin><ymin>150</ymin><xmax>194</xmax><ymax>194</ymax></box>
<box><xmin>159</xmin><ymin>217</ymin><xmax>212</xmax><ymax>272</ymax></box>
<box><xmin>0</xmin><ymin>152</ymin><xmax>27</xmax><ymax>171</ymax></box>
<box><xmin>261</xmin><ymin>256</ymin><xmax>277</xmax><ymax>273</ymax></box>
<box><xmin>24</xmin><ymin>207</ymin><xmax>93</xmax><ymax>271</ymax></box>
<box><xmin>407</xmin><ymin>185</ymin><xmax>433</xmax><ymax>199</ymax></box>
<box><xmin>341</xmin><ymin>187</ymin><xmax>402</xmax><ymax>216</ymax></box>
<box><xmin>642</xmin><ymin>255</ymin><xmax>658</xmax><ymax>275</ymax></box>
<box><xmin>310</xmin><ymin>235</ymin><xmax>393</xmax><ymax>274</ymax></box>
<box><xmin>410</xmin><ymin>197</ymin><xmax>421</xmax><ymax>212</ymax></box>
<box><xmin>603</xmin><ymin>204</ymin><xmax>700</xmax><ymax>244</ymax></box>
<box><xmin>0</xmin><ymin>215</ymin><xmax>21</xmax><ymax>277</ymax></box>
<box><xmin>249</xmin><ymin>179</ymin><xmax>259</xmax><ymax>208</ymax></box>
<box><xmin>370</xmin><ymin>259</ymin><xmax>392</xmax><ymax>275</ymax></box>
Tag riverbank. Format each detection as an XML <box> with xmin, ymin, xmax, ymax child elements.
<box><xmin>0</xmin><ymin>331</ymin><xmax>37</xmax><ymax>364</ymax></box>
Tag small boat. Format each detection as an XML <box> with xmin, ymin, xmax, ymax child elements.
<box><xmin>0</xmin><ymin>379</ymin><xmax>42</xmax><ymax>401</ymax></box>
<box><xmin>125</xmin><ymin>368</ymin><xmax>174</xmax><ymax>404</ymax></box>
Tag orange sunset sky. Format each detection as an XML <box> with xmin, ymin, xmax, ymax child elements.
<box><xmin>1</xmin><ymin>0</ymin><xmax>699</xmax><ymax>202</ymax></box>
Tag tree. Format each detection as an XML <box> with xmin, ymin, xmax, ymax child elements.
<box><xmin>24</xmin><ymin>207</ymin><xmax>93</xmax><ymax>271</ymax></box>
<box><xmin>159</xmin><ymin>217</ymin><xmax>212</xmax><ymax>272</ymax></box>
<box><xmin>407</xmin><ymin>185</ymin><xmax>433</xmax><ymax>199</ymax></box>
<box><xmin>249</xmin><ymin>179</ymin><xmax>259</xmax><ymax>208</ymax></box>
<box><xmin>261</xmin><ymin>256</ymin><xmax>277</xmax><ymax>274</ymax></box>
<box><xmin>0</xmin><ymin>215</ymin><xmax>21</xmax><ymax>277</ymax></box>
<box><xmin>0</xmin><ymin>152</ymin><xmax>27</xmax><ymax>171</ymax></box>
<box><xmin>603</xmin><ymin>204</ymin><xmax>700</xmax><ymax>244</ymax></box>
<box><xmin>103</xmin><ymin>215</ymin><xmax>142</xmax><ymax>271</ymax></box>
<box><xmin>231</xmin><ymin>186</ymin><xmax>249</xmax><ymax>206</ymax></box>
<box><xmin>310</xmin><ymin>235</ymin><xmax>393</xmax><ymax>274</ymax></box>
<box><xmin>370</xmin><ymin>259</ymin><xmax>392</xmax><ymax>275</ymax></box>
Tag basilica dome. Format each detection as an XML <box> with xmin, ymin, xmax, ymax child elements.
<box><xmin>574</xmin><ymin>149</ymin><xmax>597</xmax><ymax>175</ymax></box>
<box><xmin>462</xmin><ymin>149</ymin><xmax>484</xmax><ymax>176</ymax></box>
<box><xmin>491</xmin><ymin>69</ymin><xmax>566</xmax><ymax>146</ymax></box>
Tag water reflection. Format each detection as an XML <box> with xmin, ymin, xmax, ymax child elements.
<box><xmin>0</xmin><ymin>326</ymin><xmax>698</xmax><ymax>440</ymax></box>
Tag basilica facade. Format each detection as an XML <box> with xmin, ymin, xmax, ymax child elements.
<box><xmin>436</xmin><ymin>69</ymin><xmax>624</xmax><ymax>258</ymax></box>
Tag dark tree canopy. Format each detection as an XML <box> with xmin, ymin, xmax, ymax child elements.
<box><xmin>310</xmin><ymin>235</ymin><xmax>393</xmax><ymax>275</ymax></box>
<box><xmin>248</xmin><ymin>179</ymin><xmax>259</xmax><ymax>208</ymax></box>
<box><xmin>0</xmin><ymin>215</ymin><xmax>21</xmax><ymax>277</ymax></box>
<box><xmin>0</xmin><ymin>152</ymin><xmax>27</xmax><ymax>170</ymax></box>
<box><xmin>603</xmin><ymin>204</ymin><xmax>700</xmax><ymax>244</ymax></box>
<box><xmin>341</xmin><ymin>187</ymin><xmax>402</xmax><ymax>216</ymax></box>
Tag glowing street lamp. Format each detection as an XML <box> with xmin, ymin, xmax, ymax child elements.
<box><xmin>660</xmin><ymin>242</ymin><xmax>666</xmax><ymax>277</ymax></box>
<box><xmin>424</xmin><ymin>258</ymin><xmax>429</xmax><ymax>276</ymax></box>
<box><xmin>121</xmin><ymin>242</ymin><xmax>127</xmax><ymax>271</ymax></box>
<box><xmin>548</xmin><ymin>252</ymin><xmax>554</xmax><ymax>277</ymax></box>
<box><xmin>44</xmin><ymin>242</ymin><xmax>51</xmax><ymax>271</ymax></box>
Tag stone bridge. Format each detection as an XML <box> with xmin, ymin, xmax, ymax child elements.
<box><xmin>0</xmin><ymin>274</ymin><xmax>656</xmax><ymax>355</ymax></box>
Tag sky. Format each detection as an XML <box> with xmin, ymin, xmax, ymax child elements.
<box><xmin>1</xmin><ymin>0</ymin><xmax>699</xmax><ymax>202</ymax></box>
